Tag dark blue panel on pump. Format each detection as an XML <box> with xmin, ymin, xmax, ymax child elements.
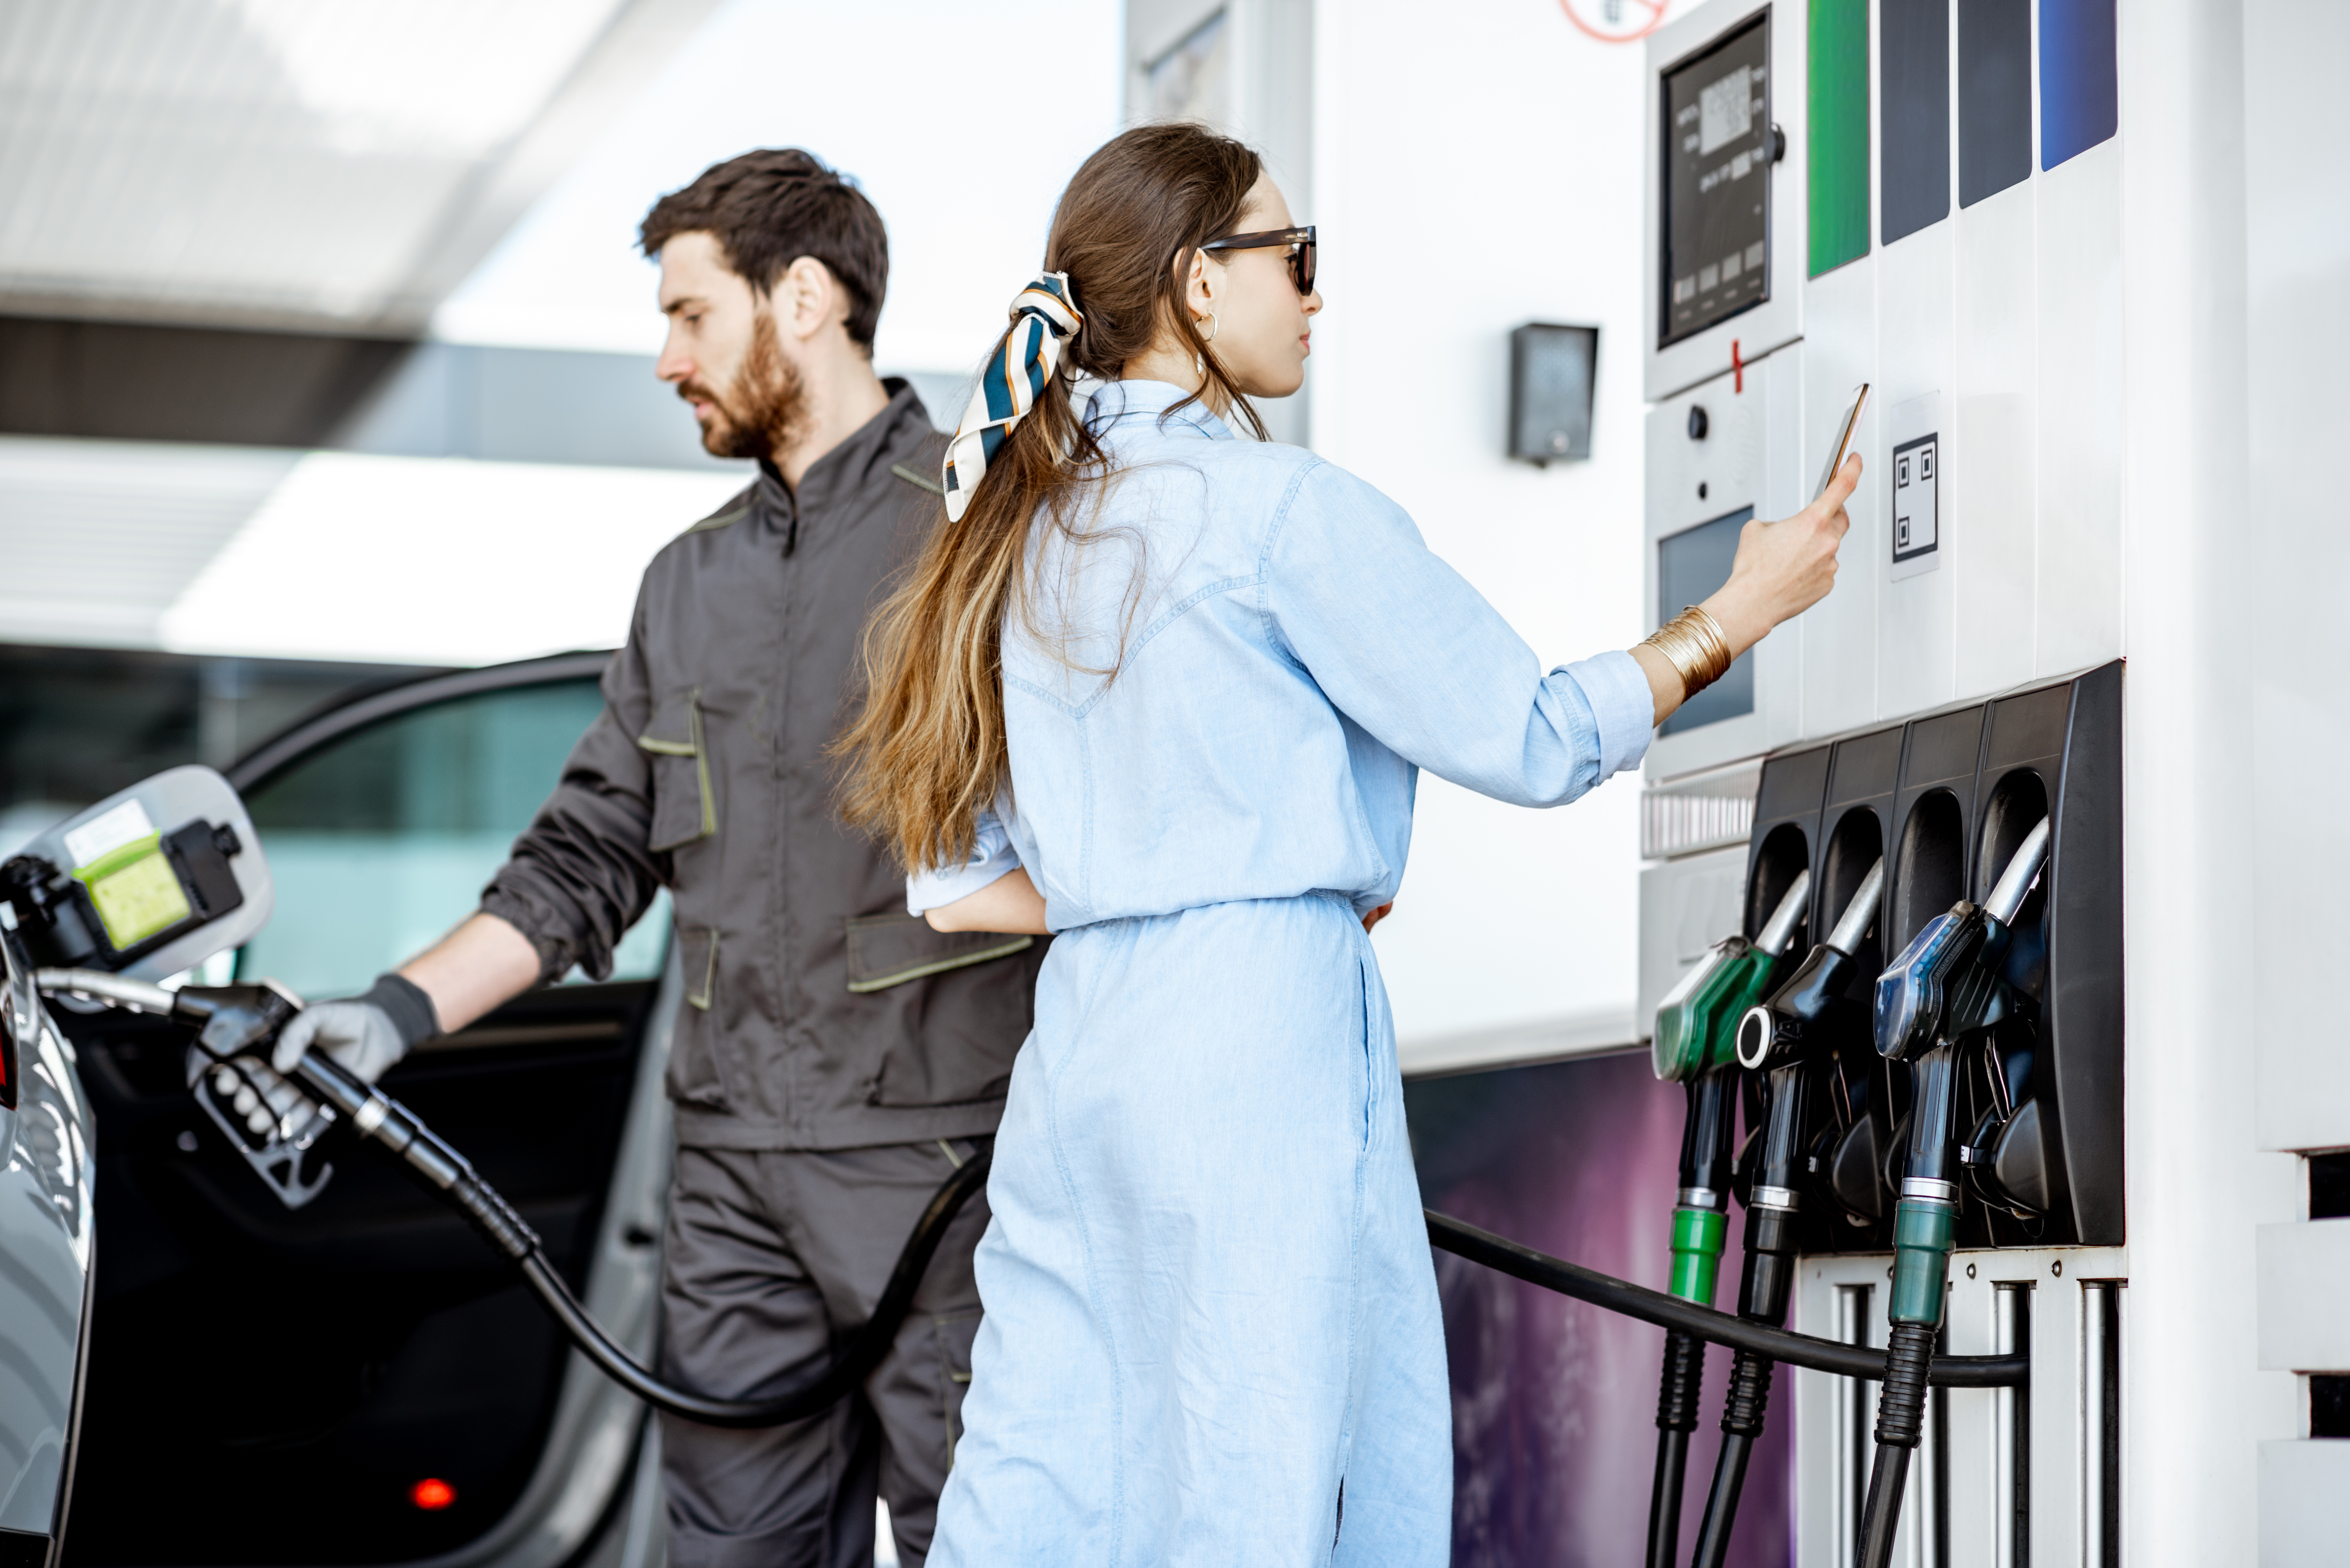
<box><xmin>2040</xmin><ymin>0</ymin><xmax>2118</xmax><ymax>169</ymax></box>
<box><xmin>1959</xmin><ymin>0</ymin><xmax>2033</xmax><ymax>207</ymax></box>
<box><xmin>1880</xmin><ymin>0</ymin><xmax>1951</xmax><ymax>244</ymax></box>
<box><xmin>1657</xmin><ymin>507</ymin><xmax>1756</xmax><ymax>736</ymax></box>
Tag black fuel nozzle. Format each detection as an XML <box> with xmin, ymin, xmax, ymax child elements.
<box><xmin>179</xmin><ymin>982</ymin><xmax>302</xmax><ymax>1060</ymax></box>
<box><xmin>1734</xmin><ymin>857</ymin><xmax>1886</xmax><ymax>1073</ymax></box>
<box><xmin>1851</xmin><ymin>817</ymin><xmax>2053</xmax><ymax>1568</ymax></box>
<box><xmin>1684</xmin><ymin>858</ymin><xmax>1890</xmax><ymax>1568</ymax></box>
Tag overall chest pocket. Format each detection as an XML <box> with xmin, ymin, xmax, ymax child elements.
<box><xmin>636</xmin><ymin>690</ymin><xmax>716</xmax><ymax>852</ymax></box>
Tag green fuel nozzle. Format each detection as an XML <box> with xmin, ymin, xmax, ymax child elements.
<box><xmin>1651</xmin><ymin>869</ymin><xmax>1813</xmax><ymax>1300</ymax></box>
<box><xmin>1644</xmin><ymin>870</ymin><xmax>1809</xmax><ymax>1568</ymax></box>
<box><xmin>1652</xmin><ymin>870</ymin><xmax>1812</xmax><ymax>1081</ymax></box>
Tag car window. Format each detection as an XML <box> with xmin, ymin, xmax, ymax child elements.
<box><xmin>235</xmin><ymin>678</ymin><xmax>670</xmax><ymax>1000</ymax></box>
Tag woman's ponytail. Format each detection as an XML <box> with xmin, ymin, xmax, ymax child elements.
<box><xmin>835</xmin><ymin>124</ymin><xmax>1265</xmax><ymax>875</ymax></box>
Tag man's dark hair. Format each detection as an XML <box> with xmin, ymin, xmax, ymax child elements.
<box><xmin>640</xmin><ymin>149</ymin><xmax>888</xmax><ymax>352</ymax></box>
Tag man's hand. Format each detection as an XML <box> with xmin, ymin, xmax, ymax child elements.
<box><xmin>271</xmin><ymin>974</ymin><xmax>440</xmax><ymax>1084</ymax></box>
<box><xmin>206</xmin><ymin>1055</ymin><xmax>323</xmax><ymax>1140</ymax></box>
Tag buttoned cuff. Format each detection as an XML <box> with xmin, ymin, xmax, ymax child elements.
<box><xmin>906</xmin><ymin>818</ymin><xmax>1024</xmax><ymax>916</ymax></box>
<box><xmin>1563</xmin><ymin>650</ymin><xmax>1656</xmax><ymax>779</ymax></box>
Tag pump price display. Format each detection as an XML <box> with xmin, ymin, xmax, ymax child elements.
<box><xmin>1660</xmin><ymin>12</ymin><xmax>1770</xmax><ymax>347</ymax></box>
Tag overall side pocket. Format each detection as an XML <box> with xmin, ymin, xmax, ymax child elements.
<box><xmin>636</xmin><ymin>689</ymin><xmax>715</xmax><ymax>852</ymax></box>
<box><xmin>846</xmin><ymin>912</ymin><xmax>1038</xmax><ymax>1108</ymax></box>
<box><xmin>665</xmin><ymin>925</ymin><xmax>734</xmax><ymax>1109</ymax></box>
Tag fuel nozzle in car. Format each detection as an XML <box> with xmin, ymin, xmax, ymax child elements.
<box><xmin>1643</xmin><ymin>871</ymin><xmax>1809</xmax><ymax>1568</ymax></box>
<box><xmin>1681</xmin><ymin>858</ymin><xmax>1884</xmax><ymax>1568</ymax></box>
<box><xmin>1852</xmin><ymin>817</ymin><xmax>2050</xmax><ymax>1568</ymax></box>
<box><xmin>31</xmin><ymin>969</ymin><xmax>339</xmax><ymax>1206</ymax></box>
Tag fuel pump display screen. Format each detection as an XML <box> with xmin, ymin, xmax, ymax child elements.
<box><xmin>1659</xmin><ymin>12</ymin><xmax>1770</xmax><ymax>348</ymax></box>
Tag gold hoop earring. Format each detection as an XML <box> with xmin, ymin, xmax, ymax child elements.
<box><xmin>1194</xmin><ymin>312</ymin><xmax>1217</xmax><ymax>379</ymax></box>
<box><xmin>1201</xmin><ymin>311</ymin><xmax>1218</xmax><ymax>343</ymax></box>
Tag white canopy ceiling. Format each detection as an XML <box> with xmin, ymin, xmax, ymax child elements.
<box><xmin>0</xmin><ymin>0</ymin><xmax>719</xmax><ymax>333</ymax></box>
<box><xmin>0</xmin><ymin>435</ymin><xmax>744</xmax><ymax>665</ymax></box>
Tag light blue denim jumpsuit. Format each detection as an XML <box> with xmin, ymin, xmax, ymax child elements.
<box><xmin>916</xmin><ymin>381</ymin><xmax>1655</xmax><ymax>1565</ymax></box>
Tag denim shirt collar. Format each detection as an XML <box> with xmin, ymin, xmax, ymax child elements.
<box><xmin>1083</xmin><ymin>379</ymin><xmax>1238</xmax><ymax>444</ymax></box>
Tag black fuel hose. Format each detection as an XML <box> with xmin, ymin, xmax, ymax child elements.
<box><xmin>1424</xmin><ymin>1211</ymin><xmax>2027</xmax><ymax>1388</ymax></box>
<box><xmin>287</xmin><ymin>1046</ymin><xmax>992</xmax><ymax>1428</ymax></box>
<box><xmin>308</xmin><ymin>1035</ymin><xmax>2023</xmax><ymax>1419</ymax></box>
<box><xmin>516</xmin><ymin>1153</ymin><xmax>992</xmax><ymax>1428</ymax></box>
<box><xmin>59</xmin><ymin>972</ymin><xmax>2024</xmax><ymax>1433</ymax></box>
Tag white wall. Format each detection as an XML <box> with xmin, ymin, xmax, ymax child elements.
<box><xmin>433</xmin><ymin>0</ymin><xmax>1125</xmax><ymax>369</ymax></box>
<box><xmin>2120</xmin><ymin>0</ymin><xmax>2316</xmax><ymax>1558</ymax></box>
<box><xmin>2242</xmin><ymin>0</ymin><xmax>2350</xmax><ymax>1553</ymax></box>
<box><xmin>1310</xmin><ymin>0</ymin><xmax>1652</xmax><ymax>1061</ymax></box>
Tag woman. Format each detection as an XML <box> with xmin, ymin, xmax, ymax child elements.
<box><xmin>839</xmin><ymin>123</ymin><xmax>1857</xmax><ymax>1564</ymax></box>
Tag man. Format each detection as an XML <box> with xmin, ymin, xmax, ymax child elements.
<box><xmin>275</xmin><ymin>150</ymin><xmax>1041</xmax><ymax>1568</ymax></box>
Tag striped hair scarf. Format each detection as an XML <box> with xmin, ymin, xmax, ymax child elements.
<box><xmin>941</xmin><ymin>273</ymin><xmax>1083</xmax><ymax>521</ymax></box>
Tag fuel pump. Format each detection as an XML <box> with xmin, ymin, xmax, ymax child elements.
<box><xmin>1853</xmin><ymin>817</ymin><xmax>2051</xmax><ymax>1568</ymax></box>
<box><xmin>1682</xmin><ymin>857</ymin><xmax>1884</xmax><ymax>1568</ymax></box>
<box><xmin>1643</xmin><ymin>871</ymin><xmax>1810</xmax><ymax>1568</ymax></box>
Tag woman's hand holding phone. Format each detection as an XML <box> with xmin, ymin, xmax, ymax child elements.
<box><xmin>1703</xmin><ymin>450</ymin><xmax>1862</xmax><ymax>656</ymax></box>
<box><xmin>1629</xmin><ymin>397</ymin><xmax>1864</xmax><ymax>729</ymax></box>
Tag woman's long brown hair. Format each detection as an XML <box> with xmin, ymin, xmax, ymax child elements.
<box><xmin>835</xmin><ymin>123</ymin><xmax>1267</xmax><ymax>875</ymax></box>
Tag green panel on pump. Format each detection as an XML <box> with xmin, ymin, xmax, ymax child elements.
<box><xmin>1809</xmin><ymin>0</ymin><xmax>1871</xmax><ymax>275</ymax></box>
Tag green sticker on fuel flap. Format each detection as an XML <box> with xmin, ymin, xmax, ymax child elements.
<box><xmin>73</xmin><ymin>834</ymin><xmax>192</xmax><ymax>949</ymax></box>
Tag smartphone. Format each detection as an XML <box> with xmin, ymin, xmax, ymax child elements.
<box><xmin>1815</xmin><ymin>383</ymin><xmax>1870</xmax><ymax>499</ymax></box>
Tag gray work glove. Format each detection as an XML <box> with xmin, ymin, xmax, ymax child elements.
<box><xmin>270</xmin><ymin>972</ymin><xmax>440</xmax><ymax>1085</ymax></box>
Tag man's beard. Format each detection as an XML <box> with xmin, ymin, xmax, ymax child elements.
<box><xmin>681</xmin><ymin>309</ymin><xmax>804</xmax><ymax>462</ymax></box>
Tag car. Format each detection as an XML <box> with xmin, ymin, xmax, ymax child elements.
<box><xmin>2</xmin><ymin>651</ymin><xmax>681</xmax><ymax>1568</ymax></box>
<box><xmin>0</xmin><ymin>900</ymin><xmax>95</xmax><ymax>1568</ymax></box>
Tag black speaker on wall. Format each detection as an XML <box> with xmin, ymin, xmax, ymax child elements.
<box><xmin>1507</xmin><ymin>322</ymin><xmax>1599</xmax><ymax>467</ymax></box>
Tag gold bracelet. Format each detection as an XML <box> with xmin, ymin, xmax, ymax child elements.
<box><xmin>1642</xmin><ymin>605</ymin><xmax>1735</xmax><ymax>699</ymax></box>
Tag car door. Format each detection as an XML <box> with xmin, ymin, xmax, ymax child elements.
<box><xmin>58</xmin><ymin>654</ymin><xmax>677</xmax><ymax>1568</ymax></box>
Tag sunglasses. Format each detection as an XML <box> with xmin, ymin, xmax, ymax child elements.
<box><xmin>1200</xmin><ymin>225</ymin><xmax>1317</xmax><ymax>296</ymax></box>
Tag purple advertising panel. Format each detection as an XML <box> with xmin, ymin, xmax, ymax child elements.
<box><xmin>1408</xmin><ymin>1049</ymin><xmax>1792</xmax><ymax>1568</ymax></box>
